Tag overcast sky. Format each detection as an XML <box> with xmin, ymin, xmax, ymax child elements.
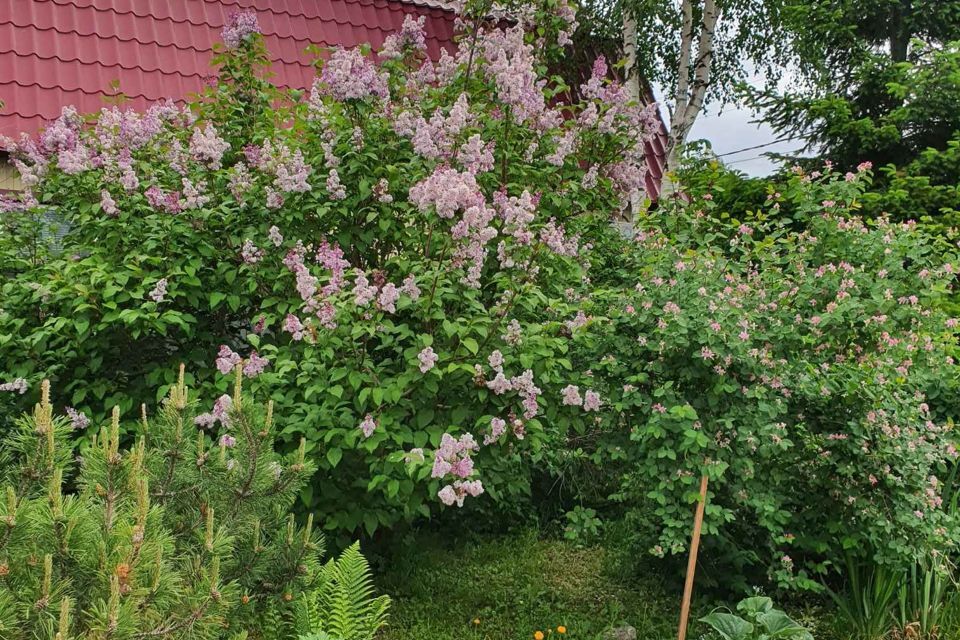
<box><xmin>685</xmin><ymin>104</ymin><xmax>806</xmax><ymax>176</ymax></box>
<box><xmin>652</xmin><ymin>65</ymin><xmax>808</xmax><ymax>177</ymax></box>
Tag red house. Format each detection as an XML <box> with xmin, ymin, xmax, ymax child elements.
<box><xmin>0</xmin><ymin>0</ymin><xmax>665</xmax><ymax>198</ymax></box>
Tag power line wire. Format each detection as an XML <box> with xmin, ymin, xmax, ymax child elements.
<box><xmin>714</xmin><ymin>136</ymin><xmax>803</xmax><ymax>158</ymax></box>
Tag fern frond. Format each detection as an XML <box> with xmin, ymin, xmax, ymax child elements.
<box><xmin>311</xmin><ymin>543</ymin><xmax>389</xmax><ymax>640</ymax></box>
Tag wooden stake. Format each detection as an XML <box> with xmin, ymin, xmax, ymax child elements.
<box><xmin>677</xmin><ymin>474</ymin><xmax>709</xmax><ymax>640</ymax></box>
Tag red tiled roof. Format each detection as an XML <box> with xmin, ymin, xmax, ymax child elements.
<box><xmin>0</xmin><ymin>0</ymin><xmax>666</xmax><ymax>199</ymax></box>
<box><xmin>0</xmin><ymin>0</ymin><xmax>456</xmax><ymax>137</ymax></box>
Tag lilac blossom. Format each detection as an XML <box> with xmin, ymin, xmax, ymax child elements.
<box><xmin>229</xmin><ymin>162</ymin><xmax>253</xmax><ymax>199</ymax></box>
<box><xmin>318</xmin><ymin>47</ymin><xmax>389</xmax><ymax>101</ymax></box>
<box><xmin>562</xmin><ymin>384</ymin><xmax>583</xmax><ymax>406</ymax></box>
<box><xmin>149</xmin><ymin>278</ymin><xmax>168</xmax><ymax>303</ymax></box>
<box><xmin>380</xmin><ymin>15</ymin><xmax>427</xmax><ymax>59</ymax></box>
<box><xmin>284</xmin><ymin>314</ymin><xmax>307</xmax><ymax>341</ymax></box>
<box><xmin>212</xmin><ymin>394</ymin><xmax>233</xmax><ymax>426</ymax></box>
<box><xmin>480</xmin><ymin>26</ymin><xmax>547</xmax><ymax>126</ymax></box>
<box><xmin>353</xmin><ymin>273</ymin><xmax>378</xmax><ymax>306</ymax></box>
<box><xmin>418</xmin><ymin>346</ymin><xmax>439</xmax><ymax>373</ymax></box>
<box><xmin>583</xmin><ymin>390</ymin><xmax>601</xmax><ymax>412</ymax></box>
<box><xmin>374</xmin><ymin>178</ymin><xmax>393</xmax><ymax>203</ymax></box>
<box><xmin>243</xmin><ymin>351</ymin><xmax>269</xmax><ymax>378</ymax></box>
<box><xmin>215</xmin><ymin>345</ymin><xmax>242</xmax><ymax>375</ymax></box>
<box><xmin>181</xmin><ymin>178</ymin><xmax>209</xmax><ymax>210</ymax></box>
<box><xmin>378</xmin><ymin>283</ymin><xmax>400</xmax><ymax>312</ymax></box>
<box><xmin>484</xmin><ymin>417</ymin><xmax>507</xmax><ymax>445</ymax></box>
<box><xmin>222</xmin><ymin>11</ymin><xmax>261</xmax><ymax>49</ymax></box>
<box><xmin>100</xmin><ymin>190</ymin><xmax>118</xmax><ymax>216</ymax></box>
<box><xmin>326</xmin><ymin>169</ymin><xmax>346</xmax><ymax>200</ymax></box>
<box><xmin>241</xmin><ymin>239</ymin><xmax>263</xmax><ymax>264</ymax></box>
<box><xmin>0</xmin><ymin>378</ymin><xmax>28</xmax><ymax>394</ymax></box>
<box><xmin>359</xmin><ymin>414</ymin><xmax>378</xmax><ymax>438</ymax></box>
<box><xmin>189</xmin><ymin>124</ymin><xmax>230</xmax><ymax>169</ymax></box>
<box><xmin>438</xmin><ymin>480</ymin><xmax>484</xmax><ymax>507</ymax></box>
<box><xmin>401</xmin><ymin>274</ymin><xmax>421</xmax><ymax>300</ymax></box>
<box><xmin>268</xmin><ymin>225</ymin><xmax>284</xmax><ymax>246</ymax></box>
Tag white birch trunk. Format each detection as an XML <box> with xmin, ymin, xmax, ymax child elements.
<box><xmin>664</xmin><ymin>0</ymin><xmax>720</xmax><ymax>186</ymax></box>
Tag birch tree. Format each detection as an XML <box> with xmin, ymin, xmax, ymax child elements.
<box><xmin>662</xmin><ymin>0</ymin><xmax>720</xmax><ymax>170</ymax></box>
<box><xmin>615</xmin><ymin>0</ymin><xmax>792</xmax><ymax>188</ymax></box>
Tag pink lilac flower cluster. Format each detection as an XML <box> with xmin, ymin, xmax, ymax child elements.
<box><xmin>215</xmin><ymin>345</ymin><xmax>269</xmax><ymax>378</ymax></box>
<box><xmin>255</xmin><ymin>140</ymin><xmax>312</xmax><ymax>199</ymax></box>
<box><xmin>65</xmin><ymin>407</ymin><xmax>90</xmax><ymax>430</ymax></box>
<box><xmin>562</xmin><ymin>385</ymin><xmax>601</xmax><ymax>411</ymax></box>
<box><xmin>359</xmin><ymin>414</ymin><xmax>378</xmax><ymax>438</ymax></box>
<box><xmin>418</xmin><ymin>346</ymin><xmax>439</xmax><ymax>373</ymax></box>
<box><xmin>437</xmin><ymin>479</ymin><xmax>485</xmax><ymax>507</ymax></box>
<box><xmin>100</xmin><ymin>190</ymin><xmax>118</xmax><ymax>216</ymax></box>
<box><xmin>431</xmin><ymin>432</ymin><xmax>478</xmax><ymax>479</ymax></box>
<box><xmin>431</xmin><ymin>433</ymin><xmax>484</xmax><ymax>507</ymax></box>
<box><xmin>243</xmin><ymin>351</ymin><xmax>269</xmax><ymax>377</ymax></box>
<box><xmin>408</xmin><ymin>167</ymin><xmax>497</xmax><ymax>286</ymax></box>
<box><xmin>480</xmin><ymin>25</ymin><xmax>554</xmax><ymax>128</ymax></box>
<box><xmin>374</xmin><ymin>178</ymin><xmax>393</xmax><ymax>203</ymax></box>
<box><xmin>397</xmin><ymin>93</ymin><xmax>474</xmax><ymax>161</ymax></box>
<box><xmin>575</xmin><ymin>56</ymin><xmax>660</xmax><ymax>208</ymax></box>
<box><xmin>380</xmin><ymin>15</ymin><xmax>428</xmax><ymax>59</ymax></box>
<box><xmin>555</xmin><ymin>0</ymin><xmax>579</xmax><ymax>46</ymax></box>
<box><xmin>484</xmin><ymin>417</ymin><xmax>507</xmax><ymax>445</ymax></box>
<box><xmin>215</xmin><ymin>345</ymin><xmax>243</xmax><ymax>374</ymax></box>
<box><xmin>241</xmin><ymin>239</ymin><xmax>264</xmax><ymax>264</ymax></box>
<box><xmin>268</xmin><ymin>225</ymin><xmax>284</xmax><ymax>246</ymax></box>
<box><xmin>149</xmin><ymin>278</ymin><xmax>168</xmax><ymax>303</ymax></box>
<box><xmin>284</xmin><ymin>314</ymin><xmax>307</xmax><ymax>341</ymax></box>
<box><xmin>485</xmin><ymin>368</ymin><xmax>541</xmax><ymax>419</ymax></box>
<box><xmin>0</xmin><ymin>378</ymin><xmax>28</xmax><ymax>394</ymax></box>
<box><xmin>318</xmin><ymin>47</ymin><xmax>389</xmax><ymax>101</ymax></box>
<box><xmin>222</xmin><ymin>11</ymin><xmax>261</xmax><ymax>49</ymax></box>
<box><xmin>195</xmin><ymin>394</ymin><xmax>233</xmax><ymax>429</ymax></box>
<box><xmin>189</xmin><ymin>124</ymin><xmax>230</xmax><ymax>169</ymax></box>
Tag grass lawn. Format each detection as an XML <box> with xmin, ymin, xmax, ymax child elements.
<box><xmin>376</xmin><ymin>529</ymin><xmax>685</xmax><ymax>640</ymax></box>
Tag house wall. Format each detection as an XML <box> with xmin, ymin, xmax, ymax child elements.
<box><xmin>0</xmin><ymin>153</ymin><xmax>22</xmax><ymax>191</ymax></box>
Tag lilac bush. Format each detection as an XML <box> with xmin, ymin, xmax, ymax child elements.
<box><xmin>0</xmin><ymin>2</ymin><xmax>658</xmax><ymax>536</ymax></box>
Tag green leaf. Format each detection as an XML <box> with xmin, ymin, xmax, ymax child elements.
<box><xmin>326</xmin><ymin>447</ymin><xmax>343</xmax><ymax>468</ymax></box>
<box><xmin>757</xmin><ymin>611</ymin><xmax>811</xmax><ymax>639</ymax></box>
<box><xmin>737</xmin><ymin>597</ymin><xmax>773</xmax><ymax>616</ymax></box>
<box><xmin>462</xmin><ymin>337</ymin><xmax>479</xmax><ymax>354</ymax></box>
<box><xmin>699</xmin><ymin>613</ymin><xmax>754</xmax><ymax>640</ymax></box>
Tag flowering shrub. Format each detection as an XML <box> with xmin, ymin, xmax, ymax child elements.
<box><xmin>0</xmin><ymin>2</ymin><xmax>658</xmax><ymax>536</ymax></box>
<box><xmin>568</xmin><ymin>168</ymin><xmax>960</xmax><ymax>589</ymax></box>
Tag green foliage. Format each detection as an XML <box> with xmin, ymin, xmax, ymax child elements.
<box><xmin>699</xmin><ymin>596</ymin><xmax>814</xmax><ymax>640</ymax></box>
<box><xmin>0</xmin><ymin>1</ymin><xmax>651</xmax><ymax>540</ymax></box>
<box><xmin>826</xmin><ymin>558</ymin><xmax>900</xmax><ymax>640</ymax></box>
<box><xmin>570</xmin><ymin>167</ymin><xmax>960</xmax><ymax>590</ymax></box>
<box><xmin>562</xmin><ymin>506</ymin><xmax>603</xmax><ymax>546</ymax></box>
<box><xmin>0</xmin><ymin>368</ymin><xmax>384</xmax><ymax>639</ymax></box>
<box><xmin>603</xmin><ymin>0</ymin><xmax>795</xmax><ymax>106</ymax></box>
<box><xmin>295</xmin><ymin>543</ymin><xmax>390</xmax><ymax>640</ymax></box>
<box><xmin>756</xmin><ymin>42</ymin><xmax>960</xmax><ymax>175</ymax></box>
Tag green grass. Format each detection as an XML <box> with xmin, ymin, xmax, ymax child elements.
<box><xmin>376</xmin><ymin>529</ymin><xmax>683</xmax><ymax>640</ymax></box>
